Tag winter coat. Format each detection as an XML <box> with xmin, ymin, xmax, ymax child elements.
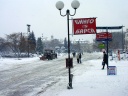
<box><xmin>103</xmin><ymin>53</ymin><xmax>108</xmax><ymax>63</ymax></box>
<box><xmin>79</xmin><ymin>53</ymin><xmax>81</xmax><ymax>58</ymax></box>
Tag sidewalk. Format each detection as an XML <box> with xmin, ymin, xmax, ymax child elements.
<box><xmin>42</xmin><ymin>59</ymin><xmax>128</xmax><ymax>96</ymax></box>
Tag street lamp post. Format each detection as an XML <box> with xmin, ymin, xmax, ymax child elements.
<box><xmin>27</xmin><ymin>24</ymin><xmax>31</xmax><ymax>57</ymax></box>
<box><xmin>56</xmin><ymin>0</ymin><xmax>80</xmax><ymax>89</ymax></box>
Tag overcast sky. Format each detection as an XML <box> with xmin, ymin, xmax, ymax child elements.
<box><xmin>0</xmin><ymin>0</ymin><xmax>128</xmax><ymax>42</ymax></box>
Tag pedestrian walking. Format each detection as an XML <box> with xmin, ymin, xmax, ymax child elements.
<box><xmin>79</xmin><ymin>53</ymin><xmax>82</xmax><ymax>63</ymax></box>
<box><xmin>76</xmin><ymin>53</ymin><xmax>79</xmax><ymax>63</ymax></box>
<box><xmin>102</xmin><ymin>51</ymin><xmax>108</xmax><ymax>69</ymax></box>
<box><xmin>72</xmin><ymin>52</ymin><xmax>76</xmax><ymax>57</ymax></box>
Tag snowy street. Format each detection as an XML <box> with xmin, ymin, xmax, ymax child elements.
<box><xmin>0</xmin><ymin>53</ymin><xmax>102</xmax><ymax>96</ymax></box>
<box><xmin>0</xmin><ymin>0</ymin><xmax>128</xmax><ymax>96</ymax></box>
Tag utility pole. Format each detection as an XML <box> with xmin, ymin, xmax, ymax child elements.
<box><xmin>27</xmin><ymin>24</ymin><xmax>31</xmax><ymax>57</ymax></box>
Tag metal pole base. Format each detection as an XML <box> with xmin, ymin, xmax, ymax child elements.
<box><xmin>67</xmin><ymin>74</ymin><xmax>73</xmax><ymax>89</ymax></box>
<box><xmin>67</xmin><ymin>84</ymin><xmax>73</xmax><ymax>89</ymax></box>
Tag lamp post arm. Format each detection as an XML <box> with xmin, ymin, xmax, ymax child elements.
<box><xmin>69</xmin><ymin>9</ymin><xmax>76</xmax><ymax>16</ymax></box>
<box><xmin>59</xmin><ymin>10</ymin><xmax>67</xmax><ymax>17</ymax></box>
<box><xmin>59</xmin><ymin>9</ymin><xmax>76</xmax><ymax>17</ymax></box>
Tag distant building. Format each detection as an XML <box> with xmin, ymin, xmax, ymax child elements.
<box><xmin>125</xmin><ymin>32</ymin><xmax>128</xmax><ymax>50</ymax></box>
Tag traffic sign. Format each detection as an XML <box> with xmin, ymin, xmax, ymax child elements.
<box><xmin>98</xmin><ymin>43</ymin><xmax>105</xmax><ymax>48</ymax></box>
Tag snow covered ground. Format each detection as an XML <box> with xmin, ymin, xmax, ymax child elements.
<box><xmin>41</xmin><ymin>56</ymin><xmax>128</xmax><ymax>96</ymax></box>
<box><xmin>0</xmin><ymin>52</ymin><xmax>128</xmax><ymax>96</ymax></box>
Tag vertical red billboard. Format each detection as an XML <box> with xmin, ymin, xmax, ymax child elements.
<box><xmin>73</xmin><ymin>18</ymin><xmax>96</xmax><ymax>35</ymax></box>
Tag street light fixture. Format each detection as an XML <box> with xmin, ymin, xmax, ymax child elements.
<box><xmin>56</xmin><ymin>0</ymin><xmax>80</xmax><ymax>89</ymax></box>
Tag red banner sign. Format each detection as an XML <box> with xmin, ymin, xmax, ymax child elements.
<box><xmin>96</xmin><ymin>32</ymin><xmax>112</xmax><ymax>40</ymax></box>
<box><xmin>73</xmin><ymin>18</ymin><xmax>96</xmax><ymax>35</ymax></box>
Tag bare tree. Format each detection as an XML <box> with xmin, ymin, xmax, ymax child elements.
<box><xmin>109</xmin><ymin>32</ymin><xmax>124</xmax><ymax>50</ymax></box>
<box><xmin>48</xmin><ymin>39</ymin><xmax>61</xmax><ymax>50</ymax></box>
<box><xmin>6</xmin><ymin>33</ymin><xmax>21</xmax><ymax>58</ymax></box>
<box><xmin>0</xmin><ymin>37</ymin><xmax>9</xmax><ymax>56</ymax></box>
<box><xmin>19</xmin><ymin>33</ymin><xmax>28</xmax><ymax>53</ymax></box>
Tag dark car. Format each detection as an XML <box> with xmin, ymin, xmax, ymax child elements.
<box><xmin>44</xmin><ymin>49</ymin><xmax>57</xmax><ymax>60</ymax></box>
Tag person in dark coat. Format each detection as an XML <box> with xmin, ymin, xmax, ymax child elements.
<box><xmin>72</xmin><ymin>52</ymin><xmax>76</xmax><ymax>57</ymax></box>
<box><xmin>76</xmin><ymin>53</ymin><xmax>79</xmax><ymax>63</ymax></box>
<box><xmin>79</xmin><ymin>53</ymin><xmax>82</xmax><ymax>63</ymax></box>
<box><xmin>102</xmin><ymin>51</ymin><xmax>108</xmax><ymax>69</ymax></box>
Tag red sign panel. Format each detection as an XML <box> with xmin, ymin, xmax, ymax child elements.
<box><xmin>73</xmin><ymin>18</ymin><xmax>96</xmax><ymax>35</ymax></box>
<box><xmin>96</xmin><ymin>32</ymin><xmax>112</xmax><ymax>40</ymax></box>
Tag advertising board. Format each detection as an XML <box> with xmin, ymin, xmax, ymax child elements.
<box><xmin>107</xmin><ymin>66</ymin><xmax>117</xmax><ymax>75</ymax></box>
<box><xmin>96</xmin><ymin>32</ymin><xmax>112</xmax><ymax>41</ymax></box>
<box><xmin>73</xmin><ymin>18</ymin><xmax>96</xmax><ymax>35</ymax></box>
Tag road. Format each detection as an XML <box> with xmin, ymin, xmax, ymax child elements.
<box><xmin>0</xmin><ymin>53</ymin><xmax>102</xmax><ymax>96</ymax></box>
